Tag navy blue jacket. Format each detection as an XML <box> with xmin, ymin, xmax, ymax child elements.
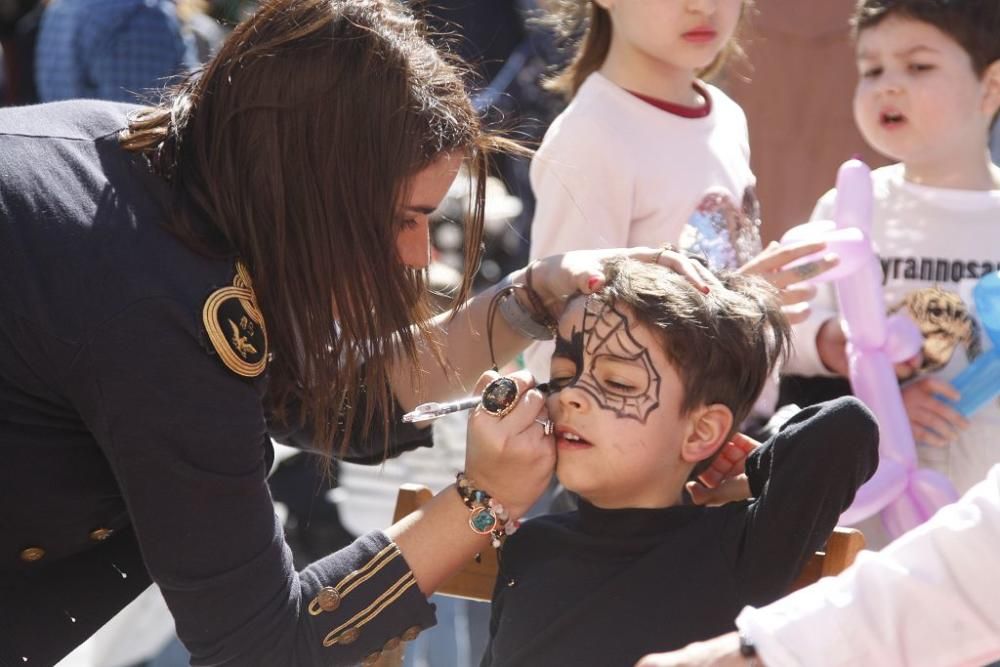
<box><xmin>0</xmin><ymin>100</ymin><xmax>436</xmax><ymax>666</ymax></box>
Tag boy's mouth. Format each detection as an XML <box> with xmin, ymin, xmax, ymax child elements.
<box><xmin>879</xmin><ymin>108</ymin><xmax>907</xmax><ymax>129</ymax></box>
<box><xmin>555</xmin><ymin>426</ymin><xmax>593</xmax><ymax>451</ymax></box>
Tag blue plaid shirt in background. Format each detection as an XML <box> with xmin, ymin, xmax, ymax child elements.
<box><xmin>36</xmin><ymin>0</ymin><xmax>198</xmax><ymax>104</ymax></box>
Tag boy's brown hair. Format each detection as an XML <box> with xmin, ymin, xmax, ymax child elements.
<box><xmin>852</xmin><ymin>0</ymin><xmax>1000</xmax><ymax>76</ymax></box>
<box><xmin>594</xmin><ymin>257</ymin><xmax>789</xmax><ymax>440</ymax></box>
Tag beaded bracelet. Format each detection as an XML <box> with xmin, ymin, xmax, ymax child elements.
<box><xmin>456</xmin><ymin>472</ymin><xmax>520</xmax><ymax>548</ymax></box>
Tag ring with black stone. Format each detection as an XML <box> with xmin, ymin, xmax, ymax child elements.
<box><xmin>481</xmin><ymin>376</ymin><xmax>521</xmax><ymax>418</ymax></box>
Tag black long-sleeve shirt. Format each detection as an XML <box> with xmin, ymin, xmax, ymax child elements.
<box><xmin>482</xmin><ymin>397</ymin><xmax>879</xmax><ymax>667</ymax></box>
<box><xmin>0</xmin><ymin>100</ymin><xmax>436</xmax><ymax>667</ymax></box>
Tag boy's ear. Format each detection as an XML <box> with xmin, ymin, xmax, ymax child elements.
<box><xmin>980</xmin><ymin>59</ymin><xmax>1000</xmax><ymax>117</ymax></box>
<box><xmin>681</xmin><ymin>404</ymin><xmax>734</xmax><ymax>465</ymax></box>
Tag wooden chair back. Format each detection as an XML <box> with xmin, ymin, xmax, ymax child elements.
<box><xmin>789</xmin><ymin>523</ymin><xmax>866</xmax><ymax>591</ymax></box>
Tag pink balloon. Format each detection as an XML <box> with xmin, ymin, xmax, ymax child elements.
<box><xmin>880</xmin><ymin>469</ymin><xmax>956</xmax><ymax>536</ymax></box>
<box><xmin>838</xmin><ymin>457</ymin><xmax>908</xmax><ymax>524</ymax></box>
<box><xmin>885</xmin><ymin>313</ymin><xmax>924</xmax><ymax>364</ymax></box>
<box><xmin>780</xmin><ymin>159</ymin><xmax>959</xmax><ymax>538</ymax></box>
<box><xmin>879</xmin><ymin>489</ymin><xmax>926</xmax><ymax>538</ymax></box>
<box><xmin>846</xmin><ymin>347</ymin><xmax>916</xmax><ymax>467</ymax></box>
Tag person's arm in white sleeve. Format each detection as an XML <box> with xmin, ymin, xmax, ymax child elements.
<box><xmin>737</xmin><ymin>463</ymin><xmax>1000</xmax><ymax>667</ymax></box>
<box><xmin>635</xmin><ymin>464</ymin><xmax>1000</xmax><ymax>667</ymax></box>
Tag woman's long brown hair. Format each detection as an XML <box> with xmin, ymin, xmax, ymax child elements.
<box><xmin>121</xmin><ymin>0</ymin><xmax>508</xmax><ymax>458</ymax></box>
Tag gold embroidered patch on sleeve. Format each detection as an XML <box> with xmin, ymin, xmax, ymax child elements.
<box><xmin>202</xmin><ymin>261</ymin><xmax>269</xmax><ymax>378</ymax></box>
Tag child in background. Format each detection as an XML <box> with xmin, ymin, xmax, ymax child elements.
<box><xmin>481</xmin><ymin>258</ymin><xmax>878</xmax><ymax>666</ymax></box>
<box><xmin>531</xmin><ymin>0</ymin><xmax>758</xmax><ymax>266</ymax></box>
<box><xmin>788</xmin><ymin>0</ymin><xmax>1000</xmax><ymax>525</ymax></box>
<box><xmin>524</xmin><ymin>0</ymin><xmax>836</xmax><ymax>410</ymax></box>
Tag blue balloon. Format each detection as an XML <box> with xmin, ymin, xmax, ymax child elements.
<box><xmin>950</xmin><ymin>272</ymin><xmax>1000</xmax><ymax>418</ymax></box>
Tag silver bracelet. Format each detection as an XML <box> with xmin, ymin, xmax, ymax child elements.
<box><xmin>495</xmin><ymin>276</ymin><xmax>555</xmax><ymax>341</ymax></box>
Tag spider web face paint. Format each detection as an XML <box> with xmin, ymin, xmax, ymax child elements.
<box><xmin>552</xmin><ymin>299</ymin><xmax>661</xmax><ymax>423</ymax></box>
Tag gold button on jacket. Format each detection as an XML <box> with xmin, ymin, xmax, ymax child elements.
<box><xmin>317</xmin><ymin>586</ymin><xmax>342</xmax><ymax>612</ymax></box>
<box><xmin>338</xmin><ymin>627</ymin><xmax>361</xmax><ymax>645</ymax></box>
<box><xmin>89</xmin><ymin>528</ymin><xmax>113</xmax><ymax>542</ymax></box>
<box><xmin>19</xmin><ymin>547</ymin><xmax>45</xmax><ymax>562</ymax></box>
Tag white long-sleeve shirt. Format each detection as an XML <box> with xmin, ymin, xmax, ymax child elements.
<box><xmin>736</xmin><ymin>463</ymin><xmax>1000</xmax><ymax>667</ymax></box>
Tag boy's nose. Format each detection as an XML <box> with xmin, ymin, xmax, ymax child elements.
<box><xmin>557</xmin><ymin>384</ymin><xmax>591</xmax><ymax>413</ymax></box>
<box><xmin>876</xmin><ymin>75</ymin><xmax>904</xmax><ymax>96</ymax></box>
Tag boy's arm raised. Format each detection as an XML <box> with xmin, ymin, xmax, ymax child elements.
<box><xmin>732</xmin><ymin>397</ymin><xmax>879</xmax><ymax>605</ymax></box>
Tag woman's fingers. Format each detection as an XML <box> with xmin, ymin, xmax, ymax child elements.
<box><xmin>474</xmin><ymin>369</ymin><xmax>546</xmax><ymax>431</ymax></box>
<box><xmin>466</xmin><ymin>369</ymin><xmax>556</xmax><ymax>516</ymax></box>
<box><xmin>655</xmin><ymin>249</ymin><xmax>717</xmax><ymax>293</ymax></box>
<box><xmin>521</xmin><ymin>255</ymin><xmax>597</xmax><ymax>315</ymax></box>
<box><xmin>616</xmin><ymin>246</ymin><xmax>717</xmax><ymax>293</ymax></box>
<box><xmin>503</xmin><ymin>383</ymin><xmax>550</xmax><ymax>435</ymax></box>
<box><xmin>532</xmin><ymin>247</ymin><xmax>721</xmax><ymax>309</ymax></box>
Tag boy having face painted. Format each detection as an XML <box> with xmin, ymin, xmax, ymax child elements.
<box><xmin>481</xmin><ymin>258</ymin><xmax>879</xmax><ymax>667</ymax></box>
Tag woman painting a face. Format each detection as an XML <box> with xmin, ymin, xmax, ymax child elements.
<box><xmin>0</xmin><ymin>1</ymin><xmax>711</xmax><ymax>664</ymax></box>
